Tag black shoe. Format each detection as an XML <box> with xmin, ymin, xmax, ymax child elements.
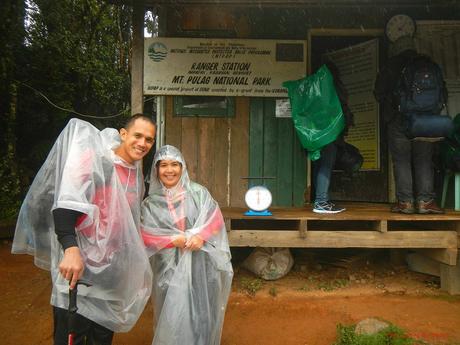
<box><xmin>390</xmin><ymin>201</ymin><xmax>415</xmax><ymax>214</ymax></box>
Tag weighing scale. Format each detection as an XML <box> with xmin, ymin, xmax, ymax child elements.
<box><xmin>242</xmin><ymin>177</ymin><xmax>275</xmax><ymax>216</ymax></box>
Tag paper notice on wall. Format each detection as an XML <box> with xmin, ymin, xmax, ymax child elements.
<box><xmin>324</xmin><ymin>39</ymin><xmax>380</xmax><ymax>170</ymax></box>
<box><xmin>275</xmin><ymin>98</ymin><xmax>292</xmax><ymax>118</ymax></box>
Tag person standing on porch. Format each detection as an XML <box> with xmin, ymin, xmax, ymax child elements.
<box><xmin>12</xmin><ymin>115</ymin><xmax>156</xmax><ymax>345</ymax></box>
<box><xmin>374</xmin><ymin>35</ymin><xmax>445</xmax><ymax>214</ymax></box>
<box><xmin>313</xmin><ymin>60</ymin><xmax>355</xmax><ymax>214</ymax></box>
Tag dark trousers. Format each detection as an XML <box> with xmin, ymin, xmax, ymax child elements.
<box><xmin>388</xmin><ymin>118</ymin><xmax>435</xmax><ymax>203</ymax></box>
<box><xmin>53</xmin><ymin>306</ymin><xmax>114</xmax><ymax>345</ymax></box>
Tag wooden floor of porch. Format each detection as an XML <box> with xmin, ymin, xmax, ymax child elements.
<box><xmin>221</xmin><ymin>203</ymin><xmax>460</xmax><ymax>294</ymax></box>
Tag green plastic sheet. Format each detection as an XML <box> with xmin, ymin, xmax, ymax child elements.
<box><xmin>283</xmin><ymin>65</ymin><xmax>345</xmax><ymax>161</ymax></box>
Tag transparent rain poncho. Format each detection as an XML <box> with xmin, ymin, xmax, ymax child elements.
<box><xmin>141</xmin><ymin>145</ymin><xmax>233</xmax><ymax>345</ymax></box>
<box><xmin>12</xmin><ymin>118</ymin><xmax>152</xmax><ymax>332</ymax></box>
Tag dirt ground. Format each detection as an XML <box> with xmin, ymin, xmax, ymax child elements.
<box><xmin>1</xmin><ymin>241</ymin><xmax>460</xmax><ymax>345</ymax></box>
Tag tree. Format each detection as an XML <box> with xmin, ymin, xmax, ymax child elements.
<box><xmin>0</xmin><ymin>0</ymin><xmax>136</xmax><ymax>221</ymax></box>
<box><xmin>0</xmin><ymin>0</ymin><xmax>26</xmax><ymax>221</ymax></box>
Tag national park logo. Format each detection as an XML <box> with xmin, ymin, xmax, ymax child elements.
<box><xmin>148</xmin><ymin>42</ymin><xmax>167</xmax><ymax>62</ymax></box>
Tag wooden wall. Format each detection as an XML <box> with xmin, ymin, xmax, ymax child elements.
<box><xmin>163</xmin><ymin>6</ymin><xmax>250</xmax><ymax>207</ymax></box>
<box><xmin>416</xmin><ymin>22</ymin><xmax>460</xmax><ymax>116</ymax></box>
<box><xmin>164</xmin><ymin>96</ymin><xmax>249</xmax><ymax>207</ymax></box>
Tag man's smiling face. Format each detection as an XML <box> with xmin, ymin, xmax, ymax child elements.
<box><xmin>116</xmin><ymin>118</ymin><xmax>156</xmax><ymax>164</ymax></box>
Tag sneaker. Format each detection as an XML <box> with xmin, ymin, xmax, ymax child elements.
<box><xmin>390</xmin><ymin>201</ymin><xmax>415</xmax><ymax>214</ymax></box>
<box><xmin>313</xmin><ymin>201</ymin><xmax>345</xmax><ymax>214</ymax></box>
<box><xmin>417</xmin><ymin>199</ymin><xmax>444</xmax><ymax>214</ymax></box>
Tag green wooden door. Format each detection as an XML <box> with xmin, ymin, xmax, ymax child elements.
<box><xmin>249</xmin><ymin>98</ymin><xmax>307</xmax><ymax>207</ymax></box>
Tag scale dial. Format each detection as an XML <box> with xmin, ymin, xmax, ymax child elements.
<box><xmin>245</xmin><ymin>186</ymin><xmax>272</xmax><ymax>212</ymax></box>
<box><xmin>385</xmin><ymin>14</ymin><xmax>416</xmax><ymax>43</ymax></box>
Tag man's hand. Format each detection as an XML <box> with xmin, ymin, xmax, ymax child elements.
<box><xmin>171</xmin><ymin>234</ymin><xmax>186</xmax><ymax>248</ymax></box>
<box><xmin>59</xmin><ymin>246</ymin><xmax>84</xmax><ymax>289</ymax></box>
<box><xmin>185</xmin><ymin>235</ymin><xmax>204</xmax><ymax>251</ymax></box>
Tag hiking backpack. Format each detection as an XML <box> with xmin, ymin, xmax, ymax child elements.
<box><xmin>395</xmin><ymin>54</ymin><xmax>447</xmax><ymax>115</ymax></box>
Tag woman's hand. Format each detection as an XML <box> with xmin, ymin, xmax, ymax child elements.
<box><xmin>185</xmin><ymin>235</ymin><xmax>204</xmax><ymax>251</ymax></box>
<box><xmin>171</xmin><ymin>234</ymin><xmax>186</xmax><ymax>248</ymax></box>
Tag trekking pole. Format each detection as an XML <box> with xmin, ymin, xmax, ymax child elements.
<box><xmin>68</xmin><ymin>279</ymin><xmax>92</xmax><ymax>345</ymax></box>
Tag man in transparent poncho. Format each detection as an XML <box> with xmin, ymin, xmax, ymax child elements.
<box><xmin>12</xmin><ymin>115</ymin><xmax>156</xmax><ymax>345</ymax></box>
<box><xmin>141</xmin><ymin>145</ymin><xmax>233</xmax><ymax>345</ymax></box>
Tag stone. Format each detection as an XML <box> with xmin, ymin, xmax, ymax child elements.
<box><xmin>355</xmin><ymin>318</ymin><xmax>390</xmax><ymax>335</ymax></box>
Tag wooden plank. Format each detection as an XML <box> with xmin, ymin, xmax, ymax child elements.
<box><xmin>197</xmin><ymin>117</ymin><xmax>215</xmax><ymax>191</ymax></box>
<box><xmin>277</xmin><ymin>117</ymin><xmax>294</xmax><ymax>206</ymax></box>
<box><xmin>377</xmin><ymin>220</ymin><xmax>387</xmax><ymax>233</ymax></box>
<box><xmin>203</xmin><ymin>6</ymin><xmax>234</xmax><ymax>29</ymax></box>
<box><xmin>455</xmin><ymin>32</ymin><xmax>460</xmax><ymax>78</ymax></box>
<box><xmin>224</xmin><ymin>218</ymin><xmax>232</xmax><ymax>232</ymax></box>
<box><xmin>165</xmin><ymin>97</ymin><xmax>182</xmax><ymax>148</ymax></box>
<box><xmin>299</xmin><ymin>220</ymin><xmax>307</xmax><ymax>238</ymax></box>
<box><xmin>441</xmin><ymin>33</ymin><xmax>456</xmax><ymax>78</ymax></box>
<box><xmin>415</xmin><ymin>248</ymin><xmax>458</xmax><ymax>266</ymax></box>
<box><xmin>214</xmin><ymin>118</ymin><xmax>230</xmax><ymax>206</ymax></box>
<box><xmin>293</xmin><ymin>129</ymin><xmax>307</xmax><ymax>206</ymax></box>
<box><xmin>263</xmin><ymin>99</ymin><xmax>278</xmax><ymax>203</ymax></box>
<box><xmin>131</xmin><ymin>2</ymin><xmax>144</xmax><ymax>115</ymax></box>
<box><xmin>230</xmin><ymin>97</ymin><xmax>249</xmax><ymax>206</ymax></box>
<box><xmin>181</xmin><ymin>117</ymin><xmax>198</xmax><ymax>181</ymax></box>
<box><xmin>249</xmin><ymin>98</ymin><xmax>264</xmax><ymax>187</ymax></box>
<box><xmin>228</xmin><ymin>230</ymin><xmax>458</xmax><ymax>248</ymax></box>
<box><xmin>181</xmin><ymin>6</ymin><xmax>201</xmax><ymax>30</ymax></box>
<box><xmin>440</xmin><ymin>254</ymin><xmax>460</xmax><ymax>295</ymax></box>
<box><xmin>221</xmin><ymin>206</ymin><xmax>460</xmax><ymax>221</ymax></box>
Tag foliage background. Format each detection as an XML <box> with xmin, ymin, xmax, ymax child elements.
<box><xmin>0</xmin><ymin>0</ymin><xmax>143</xmax><ymax>221</ymax></box>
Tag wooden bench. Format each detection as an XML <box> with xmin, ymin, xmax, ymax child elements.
<box><xmin>221</xmin><ymin>204</ymin><xmax>460</xmax><ymax>294</ymax></box>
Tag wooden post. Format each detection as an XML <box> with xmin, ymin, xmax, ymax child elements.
<box><xmin>440</xmin><ymin>254</ymin><xmax>460</xmax><ymax>295</ymax></box>
<box><xmin>131</xmin><ymin>1</ymin><xmax>145</xmax><ymax>115</ymax></box>
<box><xmin>225</xmin><ymin>218</ymin><xmax>232</xmax><ymax>232</ymax></box>
<box><xmin>299</xmin><ymin>219</ymin><xmax>307</xmax><ymax>238</ymax></box>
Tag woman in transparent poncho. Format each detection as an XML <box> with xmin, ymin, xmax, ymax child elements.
<box><xmin>141</xmin><ymin>145</ymin><xmax>233</xmax><ymax>345</ymax></box>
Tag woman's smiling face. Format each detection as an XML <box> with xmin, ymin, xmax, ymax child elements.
<box><xmin>158</xmin><ymin>160</ymin><xmax>182</xmax><ymax>188</ymax></box>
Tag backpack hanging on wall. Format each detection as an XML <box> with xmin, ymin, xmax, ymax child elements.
<box><xmin>395</xmin><ymin>54</ymin><xmax>452</xmax><ymax>139</ymax></box>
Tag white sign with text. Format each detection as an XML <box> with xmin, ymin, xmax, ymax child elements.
<box><xmin>144</xmin><ymin>37</ymin><xmax>306</xmax><ymax>97</ymax></box>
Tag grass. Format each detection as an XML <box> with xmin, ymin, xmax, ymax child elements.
<box><xmin>297</xmin><ymin>276</ymin><xmax>349</xmax><ymax>292</ymax></box>
<box><xmin>269</xmin><ymin>286</ymin><xmax>278</xmax><ymax>297</ymax></box>
<box><xmin>334</xmin><ymin>323</ymin><xmax>429</xmax><ymax>345</ymax></box>
<box><xmin>240</xmin><ymin>277</ymin><xmax>263</xmax><ymax>296</ymax></box>
<box><xmin>318</xmin><ymin>278</ymin><xmax>349</xmax><ymax>291</ymax></box>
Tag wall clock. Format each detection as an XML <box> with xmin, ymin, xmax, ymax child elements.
<box><xmin>385</xmin><ymin>14</ymin><xmax>416</xmax><ymax>43</ymax></box>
